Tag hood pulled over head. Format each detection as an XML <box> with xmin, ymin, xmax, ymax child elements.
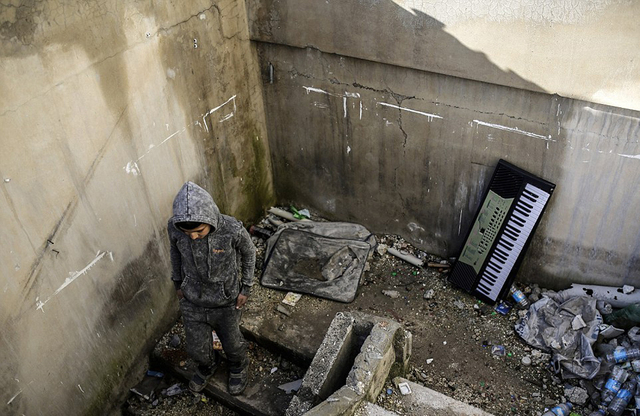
<box><xmin>170</xmin><ymin>181</ymin><xmax>220</xmax><ymax>230</ymax></box>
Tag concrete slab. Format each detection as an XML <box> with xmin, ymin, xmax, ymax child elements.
<box><xmin>392</xmin><ymin>377</ymin><xmax>494</xmax><ymax>416</ymax></box>
<box><xmin>151</xmin><ymin>355</ymin><xmax>294</xmax><ymax>416</ymax></box>
<box><xmin>356</xmin><ymin>402</ymin><xmax>400</xmax><ymax>416</ymax></box>
<box><xmin>241</xmin><ymin>307</ymin><xmax>329</xmax><ymax>366</ymax></box>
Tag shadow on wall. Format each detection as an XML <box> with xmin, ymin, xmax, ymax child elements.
<box><xmin>248</xmin><ymin>0</ymin><xmax>546</xmax><ymax>94</ymax></box>
<box><xmin>251</xmin><ymin>0</ymin><xmax>568</xmax><ymax>260</ymax></box>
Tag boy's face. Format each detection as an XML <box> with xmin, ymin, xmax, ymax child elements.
<box><xmin>178</xmin><ymin>223</ymin><xmax>211</xmax><ymax>240</ymax></box>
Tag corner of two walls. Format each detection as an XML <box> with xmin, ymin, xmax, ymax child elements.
<box><xmin>0</xmin><ymin>0</ymin><xmax>273</xmax><ymax>414</ymax></box>
<box><xmin>246</xmin><ymin>0</ymin><xmax>640</xmax><ymax>289</ymax></box>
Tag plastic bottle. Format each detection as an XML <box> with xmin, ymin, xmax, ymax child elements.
<box><xmin>602</xmin><ymin>366</ymin><xmax>628</xmax><ymax>403</ymax></box>
<box><xmin>541</xmin><ymin>402</ymin><xmax>572</xmax><ymax>416</ymax></box>
<box><xmin>606</xmin><ymin>346</ymin><xmax>640</xmax><ymax>363</ymax></box>
<box><xmin>509</xmin><ymin>285</ymin><xmax>530</xmax><ymax>309</ymax></box>
<box><xmin>607</xmin><ymin>378</ymin><xmax>637</xmax><ymax>416</ymax></box>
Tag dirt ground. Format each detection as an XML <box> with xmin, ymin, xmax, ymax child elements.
<box><xmin>122</xmin><ymin>211</ymin><xmax>594</xmax><ymax>416</ymax></box>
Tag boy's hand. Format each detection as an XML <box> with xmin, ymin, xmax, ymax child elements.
<box><xmin>236</xmin><ymin>294</ymin><xmax>248</xmax><ymax>309</ymax></box>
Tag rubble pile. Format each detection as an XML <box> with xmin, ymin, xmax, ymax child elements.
<box><xmin>514</xmin><ymin>287</ymin><xmax>640</xmax><ymax>416</ymax></box>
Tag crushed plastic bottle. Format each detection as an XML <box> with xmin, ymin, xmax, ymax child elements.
<box><xmin>607</xmin><ymin>377</ymin><xmax>637</xmax><ymax>416</ymax></box>
<box><xmin>602</xmin><ymin>366</ymin><xmax>629</xmax><ymax>403</ymax></box>
<box><xmin>606</xmin><ymin>346</ymin><xmax>640</xmax><ymax>363</ymax></box>
<box><xmin>541</xmin><ymin>402</ymin><xmax>572</xmax><ymax>416</ymax></box>
<box><xmin>509</xmin><ymin>285</ymin><xmax>530</xmax><ymax>309</ymax></box>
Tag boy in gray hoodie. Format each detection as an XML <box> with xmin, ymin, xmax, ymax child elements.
<box><xmin>168</xmin><ymin>181</ymin><xmax>256</xmax><ymax>395</ymax></box>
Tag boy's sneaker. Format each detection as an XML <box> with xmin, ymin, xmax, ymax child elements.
<box><xmin>228</xmin><ymin>367</ymin><xmax>248</xmax><ymax>395</ymax></box>
<box><xmin>189</xmin><ymin>363</ymin><xmax>217</xmax><ymax>393</ymax></box>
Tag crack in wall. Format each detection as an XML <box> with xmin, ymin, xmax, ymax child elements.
<box><xmin>155</xmin><ymin>4</ymin><xmax>218</xmax><ymax>36</ymax></box>
<box><xmin>19</xmin><ymin>103</ymin><xmax>130</xmax><ymax>307</ymax></box>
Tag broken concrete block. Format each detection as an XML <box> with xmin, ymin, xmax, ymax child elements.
<box><xmin>285</xmin><ymin>312</ymin><xmax>411</xmax><ymax>416</ymax></box>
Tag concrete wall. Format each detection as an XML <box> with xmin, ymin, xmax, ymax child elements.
<box><xmin>247</xmin><ymin>0</ymin><xmax>640</xmax><ymax>111</ymax></box>
<box><xmin>0</xmin><ymin>1</ymin><xmax>274</xmax><ymax>414</ymax></box>
<box><xmin>247</xmin><ymin>0</ymin><xmax>640</xmax><ymax>288</ymax></box>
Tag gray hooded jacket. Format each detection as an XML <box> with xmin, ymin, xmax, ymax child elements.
<box><xmin>168</xmin><ymin>181</ymin><xmax>255</xmax><ymax>307</ymax></box>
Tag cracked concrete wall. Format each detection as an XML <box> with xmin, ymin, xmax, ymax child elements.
<box><xmin>249</xmin><ymin>3</ymin><xmax>640</xmax><ymax>288</ymax></box>
<box><xmin>0</xmin><ymin>0</ymin><xmax>274</xmax><ymax>414</ymax></box>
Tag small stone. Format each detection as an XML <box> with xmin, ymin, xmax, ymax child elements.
<box><xmin>377</xmin><ymin>244</ymin><xmax>388</xmax><ymax>256</ymax></box>
<box><xmin>382</xmin><ymin>290</ymin><xmax>400</xmax><ymax>299</ymax></box>
<box><xmin>454</xmin><ymin>300</ymin><xmax>465</xmax><ymax>310</ymax></box>
<box><xmin>423</xmin><ymin>289</ymin><xmax>435</xmax><ymax>299</ymax></box>
<box><xmin>426</xmin><ymin>358</ymin><xmax>434</xmax><ymax>364</ymax></box>
<box><xmin>623</xmin><ymin>285</ymin><xmax>635</xmax><ymax>294</ymax></box>
<box><xmin>564</xmin><ymin>385</ymin><xmax>589</xmax><ymax>405</ymax></box>
<box><xmin>168</xmin><ymin>334</ymin><xmax>181</xmax><ymax>348</ymax></box>
<box><xmin>571</xmin><ymin>314</ymin><xmax>586</xmax><ymax>330</ymax></box>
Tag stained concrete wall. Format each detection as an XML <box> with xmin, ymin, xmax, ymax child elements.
<box><xmin>0</xmin><ymin>1</ymin><xmax>273</xmax><ymax>415</ymax></box>
<box><xmin>247</xmin><ymin>0</ymin><xmax>640</xmax><ymax>288</ymax></box>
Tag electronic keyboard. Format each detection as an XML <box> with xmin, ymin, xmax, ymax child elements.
<box><xmin>448</xmin><ymin>159</ymin><xmax>555</xmax><ymax>304</ymax></box>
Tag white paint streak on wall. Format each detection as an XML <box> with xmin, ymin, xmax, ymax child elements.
<box><xmin>618</xmin><ymin>153</ymin><xmax>640</xmax><ymax>160</ymax></box>
<box><xmin>347</xmin><ymin>145</ymin><xmax>351</xmax><ymax>154</ymax></box>
<box><xmin>303</xmin><ymin>86</ymin><xmax>340</xmax><ymax>97</ymax></box>
<box><xmin>377</xmin><ymin>102</ymin><xmax>443</xmax><ymax>121</ymax></box>
<box><xmin>138</xmin><ymin>128</ymin><xmax>186</xmax><ymax>162</ymax></box>
<box><xmin>36</xmin><ymin>251</ymin><xmax>108</xmax><ymax>312</ymax></box>
<box><xmin>202</xmin><ymin>94</ymin><xmax>237</xmax><ymax>132</ymax></box>
<box><xmin>124</xmin><ymin>161</ymin><xmax>141</xmax><ymax>176</ymax></box>
<box><xmin>303</xmin><ymin>87</ymin><xmax>362</xmax><ymax>119</ymax></box>
<box><xmin>7</xmin><ymin>389</ymin><xmax>22</xmax><ymax>405</ymax></box>
<box><xmin>473</xmin><ymin>120</ymin><xmax>552</xmax><ymax>141</ymax></box>
<box><xmin>124</xmin><ymin>127</ymin><xmax>188</xmax><ymax>176</ymax></box>
<box><xmin>77</xmin><ymin>384</ymin><xmax>85</xmax><ymax>393</ymax></box>
<box><xmin>219</xmin><ymin>113</ymin><xmax>234</xmax><ymax>123</ymax></box>
<box><xmin>458</xmin><ymin>209</ymin><xmax>463</xmax><ymax>235</ymax></box>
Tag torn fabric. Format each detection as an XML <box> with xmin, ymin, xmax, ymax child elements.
<box><xmin>260</xmin><ymin>222</ymin><xmax>376</xmax><ymax>303</ymax></box>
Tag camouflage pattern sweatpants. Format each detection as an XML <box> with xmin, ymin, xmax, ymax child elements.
<box><xmin>180</xmin><ymin>298</ymin><xmax>247</xmax><ymax>372</ymax></box>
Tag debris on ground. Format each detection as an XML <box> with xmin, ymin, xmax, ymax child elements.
<box><xmin>124</xmin><ymin>207</ymin><xmax>640</xmax><ymax>416</ymax></box>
